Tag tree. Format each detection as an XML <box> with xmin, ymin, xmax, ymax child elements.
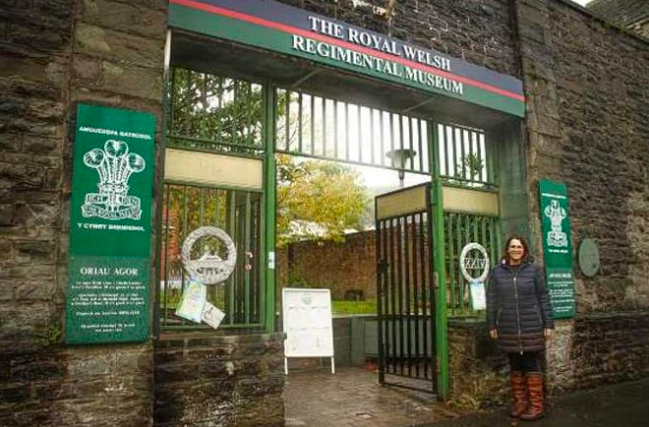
<box><xmin>277</xmin><ymin>154</ymin><xmax>370</xmax><ymax>246</ymax></box>
<box><xmin>457</xmin><ymin>153</ymin><xmax>484</xmax><ymax>182</ymax></box>
<box><xmin>168</xmin><ymin>68</ymin><xmax>264</xmax><ymax>151</ymax></box>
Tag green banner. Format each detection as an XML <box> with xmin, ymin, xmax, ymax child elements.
<box><xmin>65</xmin><ymin>104</ymin><xmax>156</xmax><ymax>344</ymax></box>
<box><xmin>538</xmin><ymin>180</ymin><xmax>576</xmax><ymax>319</ymax></box>
<box><xmin>168</xmin><ymin>1</ymin><xmax>525</xmax><ymax>118</ymax></box>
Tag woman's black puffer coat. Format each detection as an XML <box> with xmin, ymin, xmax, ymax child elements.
<box><xmin>486</xmin><ymin>262</ymin><xmax>554</xmax><ymax>353</ymax></box>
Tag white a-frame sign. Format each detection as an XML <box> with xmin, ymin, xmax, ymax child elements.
<box><xmin>282</xmin><ymin>288</ymin><xmax>335</xmax><ymax>374</ymax></box>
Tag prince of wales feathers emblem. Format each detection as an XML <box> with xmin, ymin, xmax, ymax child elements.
<box><xmin>82</xmin><ymin>139</ymin><xmax>146</xmax><ymax>220</ymax></box>
<box><xmin>544</xmin><ymin>199</ymin><xmax>568</xmax><ymax>247</ymax></box>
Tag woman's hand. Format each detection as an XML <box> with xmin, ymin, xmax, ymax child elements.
<box><xmin>489</xmin><ymin>329</ymin><xmax>498</xmax><ymax>340</ymax></box>
<box><xmin>544</xmin><ymin>328</ymin><xmax>553</xmax><ymax>339</ymax></box>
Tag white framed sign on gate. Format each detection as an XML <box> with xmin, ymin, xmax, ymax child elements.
<box><xmin>282</xmin><ymin>288</ymin><xmax>335</xmax><ymax>374</ymax></box>
<box><xmin>459</xmin><ymin>242</ymin><xmax>490</xmax><ymax>311</ymax></box>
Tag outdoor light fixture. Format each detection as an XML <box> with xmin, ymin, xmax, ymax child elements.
<box><xmin>386</xmin><ymin>148</ymin><xmax>416</xmax><ymax>188</ymax></box>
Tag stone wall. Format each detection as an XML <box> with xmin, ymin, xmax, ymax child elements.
<box><xmin>588</xmin><ymin>0</ymin><xmax>649</xmax><ymax>39</ymax></box>
<box><xmin>0</xmin><ymin>343</ymin><xmax>154</xmax><ymax>427</ymax></box>
<box><xmin>570</xmin><ymin>312</ymin><xmax>649</xmax><ymax>388</ymax></box>
<box><xmin>516</xmin><ymin>0</ymin><xmax>649</xmax><ymax>312</ymax></box>
<box><xmin>279</xmin><ymin>0</ymin><xmax>520</xmax><ymax>77</ymax></box>
<box><xmin>447</xmin><ymin>319</ymin><xmax>508</xmax><ymax>410</ymax></box>
<box><xmin>278</xmin><ymin>224</ymin><xmax>426</xmax><ymax>302</ymax></box>
<box><xmin>0</xmin><ymin>0</ymin><xmax>75</xmax><ymax>363</ymax></box>
<box><xmin>545</xmin><ymin>311</ymin><xmax>649</xmax><ymax>393</ymax></box>
<box><xmin>548</xmin><ymin>0</ymin><xmax>649</xmax><ymax>312</ymax></box>
<box><xmin>0</xmin><ymin>0</ymin><xmax>167</xmax><ymax>425</ymax></box>
<box><xmin>154</xmin><ymin>332</ymin><xmax>285</xmax><ymax>427</ymax></box>
<box><xmin>512</xmin><ymin>0</ymin><xmax>649</xmax><ymax>393</ymax></box>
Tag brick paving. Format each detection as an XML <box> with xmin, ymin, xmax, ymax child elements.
<box><xmin>285</xmin><ymin>366</ymin><xmax>459</xmax><ymax>427</ymax></box>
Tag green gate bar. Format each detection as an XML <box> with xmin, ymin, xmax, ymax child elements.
<box><xmin>431</xmin><ymin>122</ymin><xmax>449</xmax><ymax>400</ymax></box>
<box><xmin>264</xmin><ymin>83</ymin><xmax>277</xmax><ymax>333</ymax></box>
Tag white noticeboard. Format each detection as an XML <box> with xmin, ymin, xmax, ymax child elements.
<box><xmin>282</xmin><ymin>288</ymin><xmax>335</xmax><ymax>374</ymax></box>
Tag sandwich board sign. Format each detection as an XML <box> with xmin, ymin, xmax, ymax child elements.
<box><xmin>282</xmin><ymin>288</ymin><xmax>335</xmax><ymax>374</ymax></box>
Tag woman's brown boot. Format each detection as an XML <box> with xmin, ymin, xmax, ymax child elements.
<box><xmin>510</xmin><ymin>371</ymin><xmax>527</xmax><ymax>418</ymax></box>
<box><xmin>520</xmin><ymin>372</ymin><xmax>544</xmax><ymax>421</ymax></box>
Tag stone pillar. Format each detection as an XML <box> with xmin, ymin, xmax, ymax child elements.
<box><xmin>513</xmin><ymin>0</ymin><xmax>570</xmax><ymax>393</ymax></box>
<box><xmin>544</xmin><ymin>319</ymin><xmax>575</xmax><ymax>393</ymax></box>
<box><xmin>0</xmin><ymin>1</ymin><xmax>167</xmax><ymax>425</ymax></box>
<box><xmin>513</xmin><ymin>0</ymin><xmax>564</xmax><ymax>260</ymax></box>
<box><xmin>154</xmin><ymin>332</ymin><xmax>286</xmax><ymax>427</ymax></box>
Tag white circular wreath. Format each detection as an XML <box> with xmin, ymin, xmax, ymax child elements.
<box><xmin>459</xmin><ymin>242</ymin><xmax>490</xmax><ymax>283</ymax></box>
<box><xmin>181</xmin><ymin>226</ymin><xmax>237</xmax><ymax>285</ymax></box>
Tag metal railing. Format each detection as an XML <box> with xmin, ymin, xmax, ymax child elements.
<box><xmin>167</xmin><ymin>67</ymin><xmax>265</xmax><ymax>157</ymax></box>
<box><xmin>275</xmin><ymin>88</ymin><xmax>430</xmax><ymax>174</ymax></box>
<box><xmin>437</xmin><ymin>123</ymin><xmax>495</xmax><ymax>188</ymax></box>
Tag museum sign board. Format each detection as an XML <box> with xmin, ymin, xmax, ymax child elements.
<box><xmin>169</xmin><ymin>0</ymin><xmax>525</xmax><ymax>117</ymax></box>
<box><xmin>539</xmin><ymin>180</ymin><xmax>576</xmax><ymax>319</ymax></box>
<box><xmin>65</xmin><ymin>104</ymin><xmax>155</xmax><ymax>344</ymax></box>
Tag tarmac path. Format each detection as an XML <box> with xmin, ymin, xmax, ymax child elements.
<box><xmin>423</xmin><ymin>377</ymin><xmax>649</xmax><ymax>427</ymax></box>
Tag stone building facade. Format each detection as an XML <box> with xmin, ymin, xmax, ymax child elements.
<box><xmin>588</xmin><ymin>0</ymin><xmax>649</xmax><ymax>39</ymax></box>
<box><xmin>1</xmin><ymin>0</ymin><xmax>648</xmax><ymax>425</ymax></box>
<box><xmin>1</xmin><ymin>1</ymin><xmax>167</xmax><ymax>426</ymax></box>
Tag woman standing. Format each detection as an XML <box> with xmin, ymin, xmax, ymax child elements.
<box><xmin>486</xmin><ymin>235</ymin><xmax>554</xmax><ymax>421</ymax></box>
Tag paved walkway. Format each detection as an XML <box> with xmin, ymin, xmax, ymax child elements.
<box><xmin>422</xmin><ymin>377</ymin><xmax>649</xmax><ymax>427</ymax></box>
<box><xmin>286</xmin><ymin>366</ymin><xmax>649</xmax><ymax>427</ymax></box>
<box><xmin>285</xmin><ymin>366</ymin><xmax>459</xmax><ymax>427</ymax></box>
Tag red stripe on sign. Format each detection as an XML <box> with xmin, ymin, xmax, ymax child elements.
<box><xmin>171</xmin><ymin>0</ymin><xmax>525</xmax><ymax>103</ymax></box>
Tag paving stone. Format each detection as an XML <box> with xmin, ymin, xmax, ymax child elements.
<box><xmin>285</xmin><ymin>367</ymin><xmax>459</xmax><ymax>427</ymax></box>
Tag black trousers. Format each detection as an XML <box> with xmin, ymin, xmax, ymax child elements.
<box><xmin>509</xmin><ymin>352</ymin><xmax>540</xmax><ymax>373</ymax></box>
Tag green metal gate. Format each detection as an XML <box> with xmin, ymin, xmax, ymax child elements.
<box><xmin>444</xmin><ymin>212</ymin><xmax>501</xmax><ymax>316</ymax></box>
<box><xmin>159</xmin><ymin>184</ymin><xmax>264</xmax><ymax>329</ymax></box>
<box><xmin>375</xmin><ymin>184</ymin><xmax>437</xmax><ymax>394</ymax></box>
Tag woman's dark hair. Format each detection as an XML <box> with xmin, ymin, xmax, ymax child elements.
<box><xmin>502</xmin><ymin>234</ymin><xmax>530</xmax><ymax>264</ymax></box>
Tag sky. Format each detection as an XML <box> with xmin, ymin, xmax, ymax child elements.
<box><xmin>571</xmin><ymin>0</ymin><xmax>591</xmax><ymax>6</ymax></box>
